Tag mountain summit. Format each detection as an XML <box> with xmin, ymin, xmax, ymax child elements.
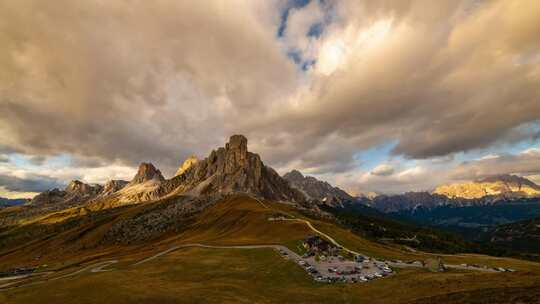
<box><xmin>162</xmin><ymin>135</ymin><xmax>305</xmax><ymax>202</ymax></box>
<box><xmin>129</xmin><ymin>163</ymin><xmax>164</xmax><ymax>185</ymax></box>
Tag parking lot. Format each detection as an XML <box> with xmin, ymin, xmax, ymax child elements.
<box><xmin>277</xmin><ymin>247</ymin><xmax>393</xmax><ymax>283</ymax></box>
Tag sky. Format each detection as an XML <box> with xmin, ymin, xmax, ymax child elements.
<box><xmin>1</xmin><ymin>0</ymin><xmax>539</xmax><ymax>198</ymax></box>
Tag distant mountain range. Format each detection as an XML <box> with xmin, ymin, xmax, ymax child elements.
<box><xmin>434</xmin><ymin>175</ymin><xmax>540</xmax><ymax>199</ymax></box>
<box><xmin>354</xmin><ymin>175</ymin><xmax>540</xmax><ymax>213</ymax></box>
<box><xmin>0</xmin><ymin>197</ymin><xmax>29</xmax><ymax>208</ymax></box>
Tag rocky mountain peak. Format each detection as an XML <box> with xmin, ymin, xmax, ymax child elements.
<box><xmin>65</xmin><ymin>180</ymin><xmax>102</xmax><ymax>196</ymax></box>
<box><xmin>159</xmin><ymin>135</ymin><xmax>305</xmax><ymax>203</ymax></box>
<box><xmin>65</xmin><ymin>180</ymin><xmax>84</xmax><ymax>192</ymax></box>
<box><xmin>283</xmin><ymin>169</ymin><xmax>353</xmax><ymax>207</ymax></box>
<box><xmin>129</xmin><ymin>163</ymin><xmax>164</xmax><ymax>185</ymax></box>
<box><xmin>224</xmin><ymin>134</ymin><xmax>249</xmax><ymax>168</ymax></box>
<box><xmin>102</xmin><ymin>180</ymin><xmax>129</xmax><ymax>195</ymax></box>
<box><xmin>175</xmin><ymin>156</ymin><xmax>199</xmax><ymax>176</ymax></box>
<box><xmin>283</xmin><ymin>170</ymin><xmax>304</xmax><ymax>182</ymax></box>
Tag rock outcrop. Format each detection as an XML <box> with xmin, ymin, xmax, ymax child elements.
<box><xmin>175</xmin><ymin>156</ymin><xmax>199</xmax><ymax>176</ymax></box>
<box><xmin>65</xmin><ymin>180</ymin><xmax>103</xmax><ymax>196</ymax></box>
<box><xmin>101</xmin><ymin>180</ymin><xmax>129</xmax><ymax>196</ymax></box>
<box><xmin>283</xmin><ymin>169</ymin><xmax>353</xmax><ymax>207</ymax></box>
<box><xmin>128</xmin><ymin>163</ymin><xmax>164</xmax><ymax>186</ymax></box>
<box><xmin>161</xmin><ymin>135</ymin><xmax>306</xmax><ymax>203</ymax></box>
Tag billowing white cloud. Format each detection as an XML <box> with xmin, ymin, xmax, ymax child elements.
<box><xmin>371</xmin><ymin>164</ymin><xmax>394</xmax><ymax>176</ymax></box>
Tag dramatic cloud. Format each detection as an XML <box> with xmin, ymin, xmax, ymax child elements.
<box><xmin>249</xmin><ymin>0</ymin><xmax>540</xmax><ymax>170</ymax></box>
<box><xmin>0</xmin><ymin>174</ymin><xmax>64</xmax><ymax>193</ymax></box>
<box><xmin>371</xmin><ymin>164</ymin><xmax>394</xmax><ymax>176</ymax></box>
<box><xmin>333</xmin><ymin>147</ymin><xmax>540</xmax><ymax>195</ymax></box>
<box><xmin>0</xmin><ymin>0</ymin><xmax>297</xmax><ymax>175</ymax></box>
<box><xmin>0</xmin><ymin>0</ymin><xmax>539</xmax><ymax>195</ymax></box>
<box><xmin>450</xmin><ymin>148</ymin><xmax>540</xmax><ymax>181</ymax></box>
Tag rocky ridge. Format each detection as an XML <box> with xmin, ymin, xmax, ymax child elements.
<box><xmin>158</xmin><ymin>135</ymin><xmax>306</xmax><ymax>203</ymax></box>
<box><xmin>283</xmin><ymin>169</ymin><xmax>353</xmax><ymax>207</ymax></box>
<box><xmin>31</xmin><ymin>180</ymin><xmax>104</xmax><ymax>205</ymax></box>
<box><xmin>30</xmin><ymin>135</ymin><xmax>306</xmax><ymax>208</ymax></box>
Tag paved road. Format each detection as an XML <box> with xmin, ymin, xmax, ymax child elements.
<box><xmin>278</xmin><ymin>218</ymin><xmax>364</xmax><ymax>257</ymax></box>
<box><xmin>0</xmin><ymin>261</ymin><xmax>118</xmax><ymax>290</ymax></box>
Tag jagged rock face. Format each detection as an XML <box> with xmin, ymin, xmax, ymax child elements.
<box><xmin>283</xmin><ymin>169</ymin><xmax>353</xmax><ymax>207</ymax></box>
<box><xmin>165</xmin><ymin>135</ymin><xmax>305</xmax><ymax>202</ymax></box>
<box><xmin>175</xmin><ymin>156</ymin><xmax>199</xmax><ymax>176</ymax></box>
<box><xmin>65</xmin><ymin>180</ymin><xmax>103</xmax><ymax>196</ymax></box>
<box><xmin>112</xmin><ymin>163</ymin><xmax>166</xmax><ymax>204</ymax></box>
<box><xmin>128</xmin><ymin>163</ymin><xmax>164</xmax><ymax>185</ymax></box>
<box><xmin>101</xmin><ymin>180</ymin><xmax>129</xmax><ymax>195</ymax></box>
<box><xmin>433</xmin><ymin>175</ymin><xmax>540</xmax><ymax>199</ymax></box>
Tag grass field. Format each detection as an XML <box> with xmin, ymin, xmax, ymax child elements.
<box><xmin>2</xmin><ymin>195</ymin><xmax>540</xmax><ymax>303</ymax></box>
<box><xmin>2</xmin><ymin>247</ymin><xmax>540</xmax><ymax>304</ymax></box>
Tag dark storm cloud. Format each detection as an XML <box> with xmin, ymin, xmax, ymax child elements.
<box><xmin>0</xmin><ymin>174</ymin><xmax>65</xmax><ymax>192</ymax></box>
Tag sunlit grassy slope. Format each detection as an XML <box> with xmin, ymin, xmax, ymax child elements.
<box><xmin>2</xmin><ymin>247</ymin><xmax>540</xmax><ymax>304</ymax></box>
<box><xmin>2</xmin><ymin>195</ymin><xmax>540</xmax><ymax>303</ymax></box>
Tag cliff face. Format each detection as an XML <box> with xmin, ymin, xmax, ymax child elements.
<box><xmin>128</xmin><ymin>163</ymin><xmax>164</xmax><ymax>186</ymax></box>
<box><xmin>164</xmin><ymin>135</ymin><xmax>305</xmax><ymax>203</ymax></box>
